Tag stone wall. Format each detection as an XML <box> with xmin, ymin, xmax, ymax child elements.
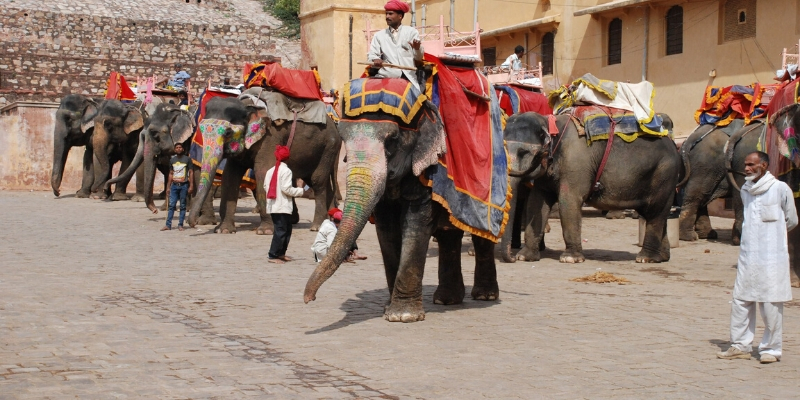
<box><xmin>0</xmin><ymin>1</ymin><xmax>301</xmax><ymax>104</ymax></box>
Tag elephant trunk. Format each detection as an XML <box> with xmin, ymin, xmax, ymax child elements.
<box><xmin>676</xmin><ymin>141</ymin><xmax>692</xmax><ymax>188</ymax></box>
<box><xmin>142</xmin><ymin>141</ymin><xmax>160</xmax><ymax>213</ymax></box>
<box><xmin>304</xmin><ymin>143</ymin><xmax>388</xmax><ymax>304</ymax></box>
<box><xmin>508</xmin><ymin>144</ymin><xmax>544</xmax><ymax>177</ymax></box>
<box><xmin>105</xmin><ymin>130</ymin><xmax>146</xmax><ymax>191</ymax></box>
<box><xmin>499</xmin><ymin>176</ymin><xmax>522</xmax><ymax>263</ymax></box>
<box><xmin>187</xmin><ymin>140</ymin><xmax>223</xmax><ymax>226</ymax></box>
<box><xmin>51</xmin><ymin>112</ymin><xmax>72</xmax><ymax>197</ymax></box>
<box><xmin>724</xmin><ymin>128</ymin><xmax>746</xmax><ymax>193</ymax></box>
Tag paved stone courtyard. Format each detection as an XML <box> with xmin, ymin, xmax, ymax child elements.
<box><xmin>2</xmin><ymin>191</ymin><xmax>799</xmax><ymax>399</ymax></box>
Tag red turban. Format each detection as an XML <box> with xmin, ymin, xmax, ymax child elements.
<box><xmin>267</xmin><ymin>145</ymin><xmax>291</xmax><ymax>200</ymax></box>
<box><xmin>332</xmin><ymin>211</ymin><xmax>343</xmax><ymax>221</ymax></box>
<box><xmin>384</xmin><ymin>0</ymin><xmax>410</xmax><ymax>13</ymax></box>
<box><xmin>328</xmin><ymin>208</ymin><xmax>342</xmax><ymax>217</ymax></box>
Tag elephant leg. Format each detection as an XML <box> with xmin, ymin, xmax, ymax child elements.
<box><xmin>194</xmin><ymin>166</ymin><xmax>217</xmax><ymax>225</ymax></box>
<box><xmin>512</xmin><ymin>184</ymin><xmax>529</xmax><ymax>249</ymax></box>
<box><xmin>790</xmin><ymin>198</ymin><xmax>800</xmax><ymax>287</ymax></box>
<box><xmin>731</xmin><ymin>193</ymin><xmax>744</xmax><ymax>246</ymax></box>
<box><xmin>130</xmin><ymin>162</ymin><xmax>146</xmax><ymax>202</ymax></box>
<box><xmin>637</xmin><ymin>195</ymin><xmax>673</xmax><ymax>263</ymax></box>
<box><xmin>111</xmin><ymin>155</ymin><xmax>133</xmax><ymax>201</ymax></box>
<box><xmin>558</xmin><ymin>189</ymin><xmax>586</xmax><ymax>263</ymax></box>
<box><xmin>374</xmin><ymin>199</ymin><xmax>403</xmax><ymax>297</ymax></box>
<box><xmin>77</xmin><ymin>147</ymin><xmax>94</xmax><ymax>198</ymax></box>
<box><xmin>291</xmin><ymin>198</ymin><xmax>300</xmax><ymax>224</ymax></box>
<box><xmin>381</xmin><ymin>195</ymin><xmax>433</xmax><ymax>323</ymax></box>
<box><xmin>217</xmin><ymin>161</ymin><xmax>247</xmax><ymax>234</ymax></box>
<box><xmin>471</xmin><ymin>235</ymin><xmax>499</xmax><ymax>301</ymax></box>
<box><xmin>678</xmin><ymin>196</ymin><xmax>700</xmax><ymax>241</ymax></box>
<box><xmin>517</xmin><ymin>189</ymin><xmax>550</xmax><ymax>262</ymax></box>
<box><xmin>432</xmin><ymin>229</ymin><xmax>465</xmax><ymax>305</ymax></box>
<box><xmin>695</xmin><ymin>205</ymin><xmax>716</xmax><ymax>239</ymax></box>
<box><xmin>254</xmin><ymin>161</ymin><xmax>273</xmax><ymax>235</ymax></box>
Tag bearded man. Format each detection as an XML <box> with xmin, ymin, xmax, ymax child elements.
<box><xmin>717</xmin><ymin>151</ymin><xmax>798</xmax><ymax>364</ymax></box>
<box><xmin>367</xmin><ymin>0</ymin><xmax>424</xmax><ymax>91</ymax></box>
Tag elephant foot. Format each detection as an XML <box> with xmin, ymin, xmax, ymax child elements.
<box><xmin>544</xmin><ymin>222</ymin><xmax>551</xmax><ymax>233</ymax></box>
<box><xmin>467</xmin><ymin>245</ymin><xmax>475</xmax><ymax>256</ymax></box>
<box><xmin>605</xmin><ymin>210</ymin><xmax>626</xmax><ymax>219</ymax></box>
<box><xmin>516</xmin><ymin>246</ymin><xmax>541</xmax><ymax>262</ymax></box>
<box><xmin>471</xmin><ymin>282</ymin><xmax>499</xmax><ymax>301</ymax></box>
<box><xmin>129</xmin><ymin>193</ymin><xmax>146</xmax><ymax>202</ymax></box>
<box><xmin>636</xmin><ymin>250</ymin><xmax>666</xmax><ymax>263</ymax></box>
<box><xmin>732</xmin><ymin>236</ymin><xmax>741</xmax><ymax>246</ymax></box>
<box><xmin>196</xmin><ymin>214</ymin><xmax>218</xmax><ymax>226</ymax></box>
<box><xmin>217</xmin><ymin>224</ymin><xmax>237</xmax><ymax>234</ymax></box>
<box><xmin>559</xmin><ymin>251</ymin><xmax>585</xmax><ymax>263</ymax></box>
<box><xmin>706</xmin><ymin>229</ymin><xmax>718</xmax><ymax>240</ymax></box>
<box><xmin>680</xmin><ymin>230</ymin><xmax>699</xmax><ymax>241</ymax></box>
<box><xmin>630</xmin><ymin>210</ymin><xmax>640</xmax><ymax>219</ymax></box>
<box><xmin>255</xmin><ymin>224</ymin><xmax>273</xmax><ymax>235</ymax></box>
<box><xmin>90</xmin><ymin>192</ymin><xmax>107</xmax><ymax>200</ymax></box>
<box><xmin>310</xmin><ymin>222</ymin><xmax>321</xmax><ymax>232</ymax></box>
<box><xmin>111</xmin><ymin>191</ymin><xmax>129</xmax><ymax>201</ymax></box>
<box><xmin>433</xmin><ymin>285</ymin><xmax>465</xmax><ymax>305</ymax></box>
<box><xmin>75</xmin><ymin>189</ymin><xmax>91</xmax><ymax>198</ymax></box>
<box><xmin>384</xmin><ymin>300</ymin><xmax>425</xmax><ymax>323</ymax></box>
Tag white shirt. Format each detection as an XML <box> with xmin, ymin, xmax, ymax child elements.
<box><xmin>733</xmin><ymin>172</ymin><xmax>798</xmax><ymax>302</ymax></box>
<box><xmin>311</xmin><ymin>219</ymin><xmax>338</xmax><ymax>261</ymax></box>
<box><xmin>501</xmin><ymin>53</ymin><xmax>522</xmax><ymax>71</ymax></box>
<box><xmin>264</xmin><ymin>162</ymin><xmax>304</xmax><ymax>214</ymax></box>
<box><xmin>367</xmin><ymin>25</ymin><xmax>424</xmax><ymax>91</ymax></box>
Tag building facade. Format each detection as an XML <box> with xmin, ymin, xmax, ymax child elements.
<box><xmin>300</xmin><ymin>0</ymin><xmax>800</xmax><ymax>136</ymax></box>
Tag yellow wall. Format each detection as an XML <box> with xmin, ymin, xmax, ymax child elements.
<box><xmin>301</xmin><ymin>0</ymin><xmax>800</xmax><ymax>136</ymax></box>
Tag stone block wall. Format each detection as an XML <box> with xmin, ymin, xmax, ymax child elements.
<box><xmin>0</xmin><ymin>3</ymin><xmax>300</xmax><ymax>104</ymax></box>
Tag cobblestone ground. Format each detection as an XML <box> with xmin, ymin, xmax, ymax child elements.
<box><xmin>1</xmin><ymin>191</ymin><xmax>799</xmax><ymax>399</ymax></box>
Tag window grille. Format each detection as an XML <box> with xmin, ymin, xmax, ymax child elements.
<box><xmin>666</xmin><ymin>6</ymin><xmax>683</xmax><ymax>55</ymax></box>
<box><xmin>608</xmin><ymin>18</ymin><xmax>622</xmax><ymax>65</ymax></box>
<box><xmin>541</xmin><ymin>32</ymin><xmax>554</xmax><ymax>75</ymax></box>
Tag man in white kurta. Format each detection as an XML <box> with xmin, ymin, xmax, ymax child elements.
<box><xmin>718</xmin><ymin>151</ymin><xmax>798</xmax><ymax>363</ymax></box>
<box><xmin>367</xmin><ymin>0</ymin><xmax>424</xmax><ymax>92</ymax></box>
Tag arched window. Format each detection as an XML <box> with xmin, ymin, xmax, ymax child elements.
<box><xmin>541</xmin><ymin>32</ymin><xmax>554</xmax><ymax>75</ymax></box>
<box><xmin>666</xmin><ymin>6</ymin><xmax>683</xmax><ymax>55</ymax></box>
<box><xmin>608</xmin><ymin>18</ymin><xmax>622</xmax><ymax>65</ymax></box>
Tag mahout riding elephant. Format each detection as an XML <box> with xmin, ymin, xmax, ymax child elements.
<box><xmin>304</xmin><ymin>100</ymin><xmax>500</xmax><ymax>323</ymax></box>
<box><xmin>104</xmin><ymin>103</ymin><xmax>217</xmax><ymax>224</ymax></box>
<box><xmin>51</xmin><ymin>94</ymin><xmax>101</xmax><ymax>198</ymax></box>
<box><xmin>502</xmin><ymin>112</ymin><xmax>681</xmax><ymax>263</ymax></box>
<box><xmin>186</xmin><ymin>91</ymin><xmax>341</xmax><ymax>234</ymax></box>
<box><xmin>677</xmin><ymin>120</ymin><xmax>762</xmax><ymax>244</ymax></box>
<box><xmin>761</xmin><ymin>102</ymin><xmax>800</xmax><ymax>282</ymax></box>
<box><xmin>87</xmin><ymin>99</ymin><xmax>146</xmax><ymax>200</ymax></box>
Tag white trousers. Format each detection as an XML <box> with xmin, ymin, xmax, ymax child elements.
<box><xmin>730</xmin><ymin>298</ymin><xmax>783</xmax><ymax>357</ymax></box>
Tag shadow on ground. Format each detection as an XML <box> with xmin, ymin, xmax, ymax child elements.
<box><xmin>305</xmin><ymin>285</ymin><xmax>500</xmax><ymax>334</ymax></box>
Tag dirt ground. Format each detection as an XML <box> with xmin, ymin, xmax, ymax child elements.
<box><xmin>1</xmin><ymin>191</ymin><xmax>799</xmax><ymax>398</ymax></box>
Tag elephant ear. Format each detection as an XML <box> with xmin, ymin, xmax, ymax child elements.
<box><xmin>244</xmin><ymin>106</ymin><xmax>267</xmax><ymax>149</ymax></box>
<box><xmin>80</xmin><ymin>100</ymin><xmax>98</xmax><ymax>133</ymax></box>
<box><xmin>411</xmin><ymin>102</ymin><xmax>447</xmax><ymax>176</ymax></box>
<box><xmin>124</xmin><ymin>108</ymin><xmax>145</xmax><ymax>134</ymax></box>
<box><xmin>170</xmin><ymin>110</ymin><xmax>195</xmax><ymax>144</ymax></box>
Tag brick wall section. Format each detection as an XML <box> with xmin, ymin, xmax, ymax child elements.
<box><xmin>0</xmin><ymin>6</ymin><xmax>300</xmax><ymax>104</ymax></box>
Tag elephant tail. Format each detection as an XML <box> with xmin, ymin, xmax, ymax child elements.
<box><xmin>675</xmin><ymin>140</ymin><xmax>691</xmax><ymax>188</ymax></box>
<box><xmin>724</xmin><ymin>123</ymin><xmax>762</xmax><ymax>193</ymax></box>
<box><xmin>105</xmin><ymin>129</ymin><xmax>146</xmax><ymax>190</ymax></box>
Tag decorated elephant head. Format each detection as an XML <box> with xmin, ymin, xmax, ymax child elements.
<box><xmin>51</xmin><ymin>94</ymin><xmax>100</xmax><ymax>197</ymax></box>
<box><xmin>187</xmin><ymin>97</ymin><xmax>266</xmax><ymax>226</ymax></box>
<box><xmin>304</xmin><ymin>100</ymin><xmax>446</xmax><ymax>303</ymax></box>
<box><xmin>504</xmin><ymin>112</ymin><xmax>554</xmax><ymax>180</ymax></box>
<box><xmin>90</xmin><ymin>100</ymin><xmax>145</xmax><ymax>193</ymax></box>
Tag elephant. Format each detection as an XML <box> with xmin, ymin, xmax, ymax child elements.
<box><xmin>187</xmin><ymin>91</ymin><xmax>341</xmax><ymax>234</ymax></box>
<box><xmin>87</xmin><ymin>99</ymin><xmax>146</xmax><ymax>200</ymax></box>
<box><xmin>502</xmin><ymin>112</ymin><xmax>681</xmax><ymax>263</ymax></box>
<box><xmin>761</xmin><ymin>103</ymin><xmax>800</xmax><ymax>283</ymax></box>
<box><xmin>304</xmin><ymin>100</ymin><xmax>500</xmax><ymax>323</ymax></box>
<box><xmin>677</xmin><ymin>120</ymin><xmax>762</xmax><ymax>244</ymax></box>
<box><xmin>51</xmin><ymin>94</ymin><xmax>101</xmax><ymax>198</ymax></box>
<box><xmin>104</xmin><ymin>103</ymin><xmax>218</xmax><ymax>224</ymax></box>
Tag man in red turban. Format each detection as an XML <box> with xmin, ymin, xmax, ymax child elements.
<box><xmin>367</xmin><ymin>0</ymin><xmax>424</xmax><ymax>91</ymax></box>
<box><xmin>264</xmin><ymin>145</ymin><xmax>308</xmax><ymax>264</ymax></box>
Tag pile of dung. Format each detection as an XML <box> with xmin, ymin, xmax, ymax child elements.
<box><xmin>570</xmin><ymin>271</ymin><xmax>630</xmax><ymax>285</ymax></box>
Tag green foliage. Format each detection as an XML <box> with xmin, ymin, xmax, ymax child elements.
<box><xmin>262</xmin><ymin>0</ymin><xmax>300</xmax><ymax>38</ymax></box>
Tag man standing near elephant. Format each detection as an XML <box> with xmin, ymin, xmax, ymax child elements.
<box><xmin>161</xmin><ymin>142</ymin><xmax>194</xmax><ymax>231</ymax></box>
<box><xmin>265</xmin><ymin>145</ymin><xmax>308</xmax><ymax>264</ymax></box>
<box><xmin>718</xmin><ymin>151</ymin><xmax>797</xmax><ymax>363</ymax></box>
<box><xmin>367</xmin><ymin>0</ymin><xmax>423</xmax><ymax>91</ymax></box>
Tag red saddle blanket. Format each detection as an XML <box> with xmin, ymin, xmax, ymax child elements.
<box><xmin>242</xmin><ymin>62</ymin><xmax>322</xmax><ymax>101</ymax></box>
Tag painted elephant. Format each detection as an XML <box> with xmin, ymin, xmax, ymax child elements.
<box><xmin>760</xmin><ymin>103</ymin><xmax>800</xmax><ymax>282</ymax></box>
<box><xmin>86</xmin><ymin>100</ymin><xmax>146</xmax><ymax>200</ymax></box>
<box><xmin>51</xmin><ymin>94</ymin><xmax>101</xmax><ymax>198</ymax></box>
<box><xmin>187</xmin><ymin>92</ymin><xmax>341</xmax><ymax>234</ymax></box>
<box><xmin>677</xmin><ymin>120</ymin><xmax>762</xmax><ymax>244</ymax></box>
<box><xmin>104</xmin><ymin>103</ymin><xmax>217</xmax><ymax>224</ymax></box>
<box><xmin>304</xmin><ymin>101</ymin><xmax>500</xmax><ymax>323</ymax></box>
<box><xmin>503</xmin><ymin>112</ymin><xmax>681</xmax><ymax>263</ymax></box>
